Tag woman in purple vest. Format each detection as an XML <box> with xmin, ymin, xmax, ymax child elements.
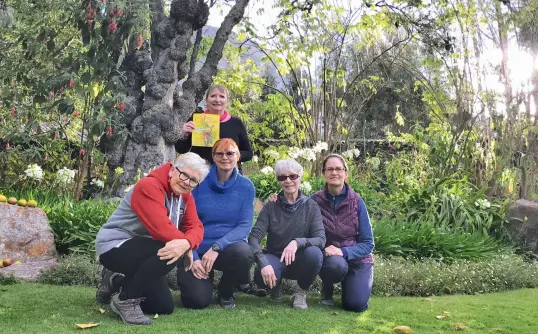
<box><xmin>311</xmin><ymin>153</ymin><xmax>374</xmax><ymax>312</ymax></box>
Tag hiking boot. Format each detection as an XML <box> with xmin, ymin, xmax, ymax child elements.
<box><xmin>218</xmin><ymin>295</ymin><xmax>236</xmax><ymax>309</ymax></box>
<box><xmin>320</xmin><ymin>298</ymin><xmax>336</xmax><ymax>306</ymax></box>
<box><xmin>110</xmin><ymin>293</ymin><xmax>151</xmax><ymax>325</ymax></box>
<box><xmin>96</xmin><ymin>268</ymin><xmax>122</xmax><ymax>305</ymax></box>
<box><xmin>291</xmin><ymin>289</ymin><xmax>308</xmax><ymax>310</ymax></box>
<box><xmin>237</xmin><ymin>283</ymin><xmax>268</xmax><ymax>297</ymax></box>
<box><xmin>270</xmin><ymin>285</ymin><xmax>282</xmax><ymax>302</ymax></box>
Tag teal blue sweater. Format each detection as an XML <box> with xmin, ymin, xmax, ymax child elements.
<box><xmin>191</xmin><ymin>165</ymin><xmax>255</xmax><ymax>260</ymax></box>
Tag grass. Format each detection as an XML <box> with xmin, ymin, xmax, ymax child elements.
<box><xmin>0</xmin><ymin>283</ymin><xmax>536</xmax><ymax>333</ymax></box>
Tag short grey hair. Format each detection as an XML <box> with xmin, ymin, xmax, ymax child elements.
<box><xmin>174</xmin><ymin>152</ymin><xmax>210</xmax><ymax>182</ymax></box>
<box><xmin>274</xmin><ymin>159</ymin><xmax>304</xmax><ymax>177</ymax></box>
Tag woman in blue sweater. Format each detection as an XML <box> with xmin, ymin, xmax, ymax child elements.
<box><xmin>176</xmin><ymin>138</ymin><xmax>255</xmax><ymax>309</ymax></box>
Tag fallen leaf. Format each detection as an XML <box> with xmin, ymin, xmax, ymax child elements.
<box><xmin>451</xmin><ymin>323</ymin><xmax>467</xmax><ymax>331</ymax></box>
<box><xmin>443</xmin><ymin>311</ymin><xmax>451</xmax><ymax>315</ymax></box>
<box><xmin>76</xmin><ymin>323</ymin><xmax>99</xmax><ymax>329</ymax></box>
<box><xmin>436</xmin><ymin>315</ymin><xmax>448</xmax><ymax>320</ymax></box>
<box><xmin>154</xmin><ymin>314</ymin><xmax>159</xmax><ymax>319</ymax></box>
<box><xmin>98</xmin><ymin>308</ymin><xmax>105</xmax><ymax>314</ymax></box>
<box><xmin>14</xmin><ymin>261</ymin><xmax>21</xmax><ymax>265</ymax></box>
<box><xmin>385</xmin><ymin>292</ymin><xmax>391</xmax><ymax>297</ymax></box>
<box><xmin>332</xmin><ymin>311</ymin><xmax>339</xmax><ymax>315</ymax></box>
<box><xmin>393</xmin><ymin>325</ymin><xmax>413</xmax><ymax>333</ymax></box>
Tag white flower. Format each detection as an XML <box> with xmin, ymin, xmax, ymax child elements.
<box><xmin>266</xmin><ymin>149</ymin><xmax>280</xmax><ymax>159</ymax></box>
<box><xmin>91</xmin><ymin>178</ymin><xmax>104</xmax><ymax>188</ymax></box>
<box><xmin>288</xmin><ymin>147</ymin><xmax>301</xmax><ymax>159</ymax></box>
<box><xmin>252</xmin><ymin>155</ymin><xmax>259</xmax><ymax>163</ymax></box>
<box><xmin>260</xmin><ymin>166</ymin><xmax>274</xmax><ymax>175</ymax></box>
<box><xmin>313</xmin><ymin>141</ymin><xmax>328</xmax><ymax>153</ymax></box>
<box><xmin>474</xmin><ymin>198</ymin><xmax>491</xmax><ymax>209</ymax></box>
<box><xmin>56</xmin><ymin>167</ymin><xmax>76</xmax><ymax>184</ymax></box>
<box><xmin>301</xmin><ymin>181</ymin><xmax>312</xmax><ymax>193</ymax></box>
<box><xmin>366</xmin><ymin>157</ymin><xmax>381</xmax><ymax>170</ymax></box>
<box><xmin>342</xmin><ymin>150</ymin><xmax>354</xmax><ymax>159</ymax></box>
<box><xmin>353</xmin><ymin>148</ymin><xmax>361</xmax><ymax>157</ymax></box>
<box><xmin>24</xmin><ymin>164</ymin><xmax>43</xmax><ymax>181</ymax></box>
<box><xmin>299</xmin><ymin>148</ymin><xmax>316</xmax><ymax>161</ymax></box>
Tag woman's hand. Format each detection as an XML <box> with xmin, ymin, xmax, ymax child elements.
<box><xmin>181</xmin><ymin>121</ymin><xmax>195</xmax><ymax>137</ymax></box>
<box><xmin>261</xmin><ymin>265</ymin><xmax>277</xmax><ymax>289</ymax></box>
<box><xmin>280</xmin><ymin>240</ymin><xmax>298</xmax><ymax>266</ymax></box>
<box><xmin>183</xmin><ymin>250</ymin><xmax>193</xmax><ymax>271</ymax></box>
<box><xmin>157</xmin><ymin>239</ymin><xmax>190</xmax><ymax>265</ymax></box>
<box><xmin>324</xmin><ymin>245</ymin><xmax>344</xmax><ymax>257</ymax></box>
<box><xmin>266</xmin><ymin>193</ymin><xmax>278</xmax><ymax>203</ymax></box>
<box><xmin>191</xmin><ymin>260</ymin><xmax>209</xmax><ymax>280</ymax></box>
<box><xmin>201</xmin><ymin>249</ymin><xmax>219</xmax><ymax>273</ymax></box>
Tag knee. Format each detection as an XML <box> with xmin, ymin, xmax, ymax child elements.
<box><xmin>303</xmin><ymin>246</ymin><xmax>323</xmax><ymax>264</ymax></box>
<box><xmin>228</xmin><ymin>242</ymin><xmax>254</xmax><ymax>266</ymax></box>
<box><xmin>320</xmin><ymin>257</ymin><xmax>348</xmax><ymax>283</ymax></box>
<box><xmin>343</xmin><ymin>301</ymin><xmax>369</xmax><ymax>313</ymax></box>
<box><xmin>181</xmin><ymin>294</ymin><xmax>212</xmax><ymax>310</ymax></box>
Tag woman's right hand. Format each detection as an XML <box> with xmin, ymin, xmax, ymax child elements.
<box><xmin>181</xmin><ymin>121</ymin><xmax>195</xmax><ymax>136</ymax></box>
<box><xmin>266</xmin><ymin>193</ymin><xmax>278</xmax><ymax>203</ymax></box>
<box><xmin>191</xmin><ymin>259</ymin><xmax>209</xmax><ymax>280</ymax></box>
<box><xmin>261</xmin><ymin>265</ymin><xmax>277</xmax><ymax>289</ymax></box>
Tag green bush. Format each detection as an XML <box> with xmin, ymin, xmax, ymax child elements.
<box><xmin>0</xmin><ymin>273</ymin><xmax>19</xmax><ymax>285</ymax></box>
<box><xmin>43</xmin><ymin>200</ymin><xmax>118</xmax><ymax>255</ymax></box>
<box><xmin>372</xmin><ymin>255</ymin><xmax>538</xmax><ymax>296</ymax></box>
<box><xmin>373</xmin><ymin>217</ymin><xmax>512</xmax><ymax>260</ymax></box>
<box><xmin>38</xmin><ymin>254</ymin><xmax>100</xmax><ymax>287</ymax></box>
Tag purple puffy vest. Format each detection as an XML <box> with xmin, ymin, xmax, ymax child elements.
<box><xmin>312</xmin><ymin>184</ymin><xmax>373</xmax><ymax>264</ymax></box>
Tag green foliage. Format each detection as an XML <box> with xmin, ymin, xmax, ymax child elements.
<box><xmin>43</xmin><ymin>200</ymin><xmax>118</xmax><ymax>255</ymax></box>
<box><xmin>0</xmin><ymin>273</ymin><xmax>19</xmax><ymax>285</ymax></box>
<box><xmin>373</xmin><ymin>217</ymin><xmax>511</xmax><ymax>260</ymax></box>
<box><xmin>373</xmin><ymin>255</ymin><xmax>538</xmax><ymax>296</ymax></box>
<box><xmin>38</xmin><ymin>254</ymin><xmax>100</xmax><ymax>287</ymax></box>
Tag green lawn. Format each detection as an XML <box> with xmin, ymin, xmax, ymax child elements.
<box><xmin>0</xmin><ymin>283</ymin><xmax>536</xmax><ymax>333</ymax></box>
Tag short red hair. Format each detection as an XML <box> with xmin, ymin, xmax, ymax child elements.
<box><xmin>212</xmin><ymin>138</ymin><xmax>241</xmax><ymax>160</ymax></box>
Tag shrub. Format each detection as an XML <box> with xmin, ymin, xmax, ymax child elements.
<box><xmin>0</xmin><ymin>273</ymin><xmax>19</xmax><ymax>285</ymax></box>
<box><xmin>372</xmin><ymin>255</ymin><xmax>538</xmax><ymax>296</ymax></box>
<box><xmin>38</xmin><ymin>254</ymin><xmax>100</xmax><ymax>287</ymax></box>
<box><xmin>43</xmin><ymin>200</ymin><xmax>118</xmax><ymax>255</ymax></box>
<box><xmin>373</xmin><ymin>217</ymin><xmax>512</xmax><ymax>260</ymax></box>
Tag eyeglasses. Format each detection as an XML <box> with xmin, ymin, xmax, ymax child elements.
<box><xmin>324</xmin><ymin>167</ymin><xmax>346</xmax><ymax>173</ymax></box>
<box><xmin>175</xmin><ymin>167</ymin><xmax>199</xmax><ymax>188</ymax></box>
<box><xmin>213</xmin><ymin>151</ymin><xmax>236</xmax><ymax>158</ymax></box>
<box><xmin>277</xmin><ymin>174</ymin><xmax>300</xmax><ymax>182</ymax></box>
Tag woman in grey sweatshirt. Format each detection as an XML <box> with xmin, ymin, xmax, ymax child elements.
<box><xmin>248</xmin><ymin>159</ymin><xmax>326</xmax><ymax>310</ymax></box>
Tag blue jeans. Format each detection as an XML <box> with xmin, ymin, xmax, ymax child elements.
<box><xmin>319</xmin><ymin>256</ymin><xmax>373</xmax><ymax>312</ymax></box>
<box><xmin>254</xmin><ymin>246</ymin><xmax>323</xmax><ymax>290</ymax></box>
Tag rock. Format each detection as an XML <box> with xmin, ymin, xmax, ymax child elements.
<box><xmin>0</xmin><ymin>202</ymin><xmax>58</xmax><ymax>281</ymax></box>
<box><xmin>507</xmin><ymin>199</ymin><xmax>538</xmax><ymax>254</ymax></box>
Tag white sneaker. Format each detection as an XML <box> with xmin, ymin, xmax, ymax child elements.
<box><xmin>291</xmin><ymin>289</ymin><xmax>308</xmax><ymax>310</ymax></box>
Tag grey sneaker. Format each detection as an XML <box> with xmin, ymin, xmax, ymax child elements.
<box><xmin>218</xmin><ymin>295</ymin><xmax>236</xmax><ymax>309</ymax></box>
<box><xmin>291</xmin><ymin>289</ymin><xmax>308</xmax><ymax>310</ymax></box>
<box><xmin>96</xmin><ymin>268</ymin><xmax>122</xmax><ymax>305</ymax></box>
<box><xmin>110</xmin><ymin>293</ymin><xmax>151</xmax><ymax>325</ymax></box>
<box><xmin>270</xmin><ymin>285</ymin><xmax>282</xmax><ymax>302</ymax></box>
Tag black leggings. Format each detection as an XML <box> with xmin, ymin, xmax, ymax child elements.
<box><xmin>99</xmin><ymin>237</ymin><xmax>176</xmax><ymax>315</ymax></box>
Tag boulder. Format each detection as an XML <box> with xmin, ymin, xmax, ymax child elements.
<box><xmin>507</xmin><ymin>199</ymin><xmax>538</xmax><ymax>254</ymax></box>
<box><xmin>0</xmin><ymin>202</ymin><xmax>58</xmax><ymax>281</ymax></box>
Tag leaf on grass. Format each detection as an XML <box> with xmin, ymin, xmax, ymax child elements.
<box><xmin>76</xmin><ymin>323</ymin><xmax>99</xmax><ymax>329</ymax></box>
<box><xmin>436</xmin><ymin>311</ymin><xmax>450</xmax><ymax>319</ymax></box>
<box><xmin>98</xmin><ymin>308</ymin><xmax>105</xmax><ymax>314</ymax></box>
<box><xmin>393</xmin><ymin>325</ymin><xmax>413</xmax><ymax>333</ymax></box>
<box><xmin>154</xmin><ymin>314</ymin><xmax>159</xmax><ymax>319</ymax></box>
<box><xmin>451</xmin><ymin>323</ymin><xmax>467</xmax><ymax>331</ymax></box>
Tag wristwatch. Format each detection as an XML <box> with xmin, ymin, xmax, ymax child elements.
<box><xmin>211</xmin><ymin>244</ymin><xmax>221</xmax><ymax>252</ymax></box>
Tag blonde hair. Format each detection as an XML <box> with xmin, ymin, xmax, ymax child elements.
<box><xmin>205</xmin><ymin>84</ymin><xmax>230</xmax><ymax>101</ymax></box>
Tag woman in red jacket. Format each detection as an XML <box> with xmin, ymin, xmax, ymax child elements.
<box><xmin>95</xmin><ymin>152</ymin><xmax>209</xmax><ymax>325</ymax></box>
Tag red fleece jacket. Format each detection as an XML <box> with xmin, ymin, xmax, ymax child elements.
<box><xmin>130</xmin><ymin>163</ymin><xmax>204</xmax><ymax>249</ymax></box>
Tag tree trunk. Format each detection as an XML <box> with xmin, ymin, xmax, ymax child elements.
<box><xmin>114</xmin><ymin>0</ymin><xmax>250</xmax><ymax>193</ymax></box>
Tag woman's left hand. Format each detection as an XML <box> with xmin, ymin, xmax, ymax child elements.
<box><xmin>324</xmin><ymin>245</ymin><xmax>344</xmax><ymax>257</ymax></box>
<box><xmin>280</xmin><ymin>240</ymin><xmax>298</xmax><ymax>266</ymax></box>
<box><xmin>201</xmin><ymin>249</ymin><xmax>219</xmax><ymax>273</ymax></box>
<box><xmin>157</xmin><ymin>239</ymin><xmax>191</xmax><ymax>265</ymax></box>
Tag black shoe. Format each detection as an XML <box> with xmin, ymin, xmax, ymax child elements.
<box><xmin>238</xmin><ymin>283</ymin><xmax>268</xmax><ymax>297</ymax></box>
<box><xmin>96</xmin><ymin>268</ymin><xmax>122</xmax><ymax>305</ymax></box>
<box><xmin>218</xmin><ymin>295</ymin><xmax>236</xmax><ymax>309</ymax></box>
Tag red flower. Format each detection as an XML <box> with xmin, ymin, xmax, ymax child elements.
<box><xmin>69</xmin><ymin>80</ymin><xmax>74</xmax><ymax>89</ymax></box>
<box><xmin>388</xmin><ymin>143</ymin><xmax>393</xmax><ymax>149</ymax></box>
<box><xmin>108</xmin><ymin>20</ymin><xmax>117</xmax><ymax>32</ymax></box>
<box><xmin>137</xmin><ymin>34</ymin><xmax>143</xmax><ymax>48</ymax></box>
<box><xmin>101</xmin><ymin>115</ymin><xmax>105</xmax><ymax>121</ymax></box>
<box><xmin>51</xmin><ymin>91</ymin><xmax>55</xmax><ymax>98</ymax></box>
<box><xmin>117</xmin><ymin>8</ymin><xmax>123</xmax><ymax>16</ymax></box>
<box><xmin>11</xmin><ymin>106</ymin><xmax>15</xmax><ymax>117</ymax></box>
<box><xmin>73</xmin><ymin>110</ymin><xmax>79</xmax><ymax>118</ymax></box>
<box><xmin>86</xmin><ymin>4</ymin><xmax>92</xmax><ymax>12</ymax></box>
<box><xmin>6</xmin><ymin>142</ymin><xmax>10</xmax><ymax>149</ymax></box>
<box><xmin>55</xmin><ymin>132</ymin><xmax>59</xmax><ymax>139</ymax></box>
<box><xmin>80</xmin><ymin>148</ymin><xmax>85</xmax><ymax>155</ymax></box>
<box><xmin>88</xmin><ymin>20</ymin><xmax>93</xmax><ymax>25</ymax></box>
<box><xmin>60</xmin><ymin>87</ymin><xmax>64</xmax><ymax>93</ymax></box>
<box><xmin>120</xmin><ymin>103</ymin><xmax>125</xmax><ymax>112</ymax></box>
<box><xmin>108</xmin><ymin>126</ymin><xmax>113</xmax><ymax>137</ymax></box>
<box><xmin>109</xmin><ymin>9</ymin><xmax>115</xmax><ymax>17</ymax></box>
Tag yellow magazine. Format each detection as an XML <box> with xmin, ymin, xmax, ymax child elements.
<box><xmin>192</xmin><ymin>113</ymin><xmax>220</xmax><ymax>147</ymax></box>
